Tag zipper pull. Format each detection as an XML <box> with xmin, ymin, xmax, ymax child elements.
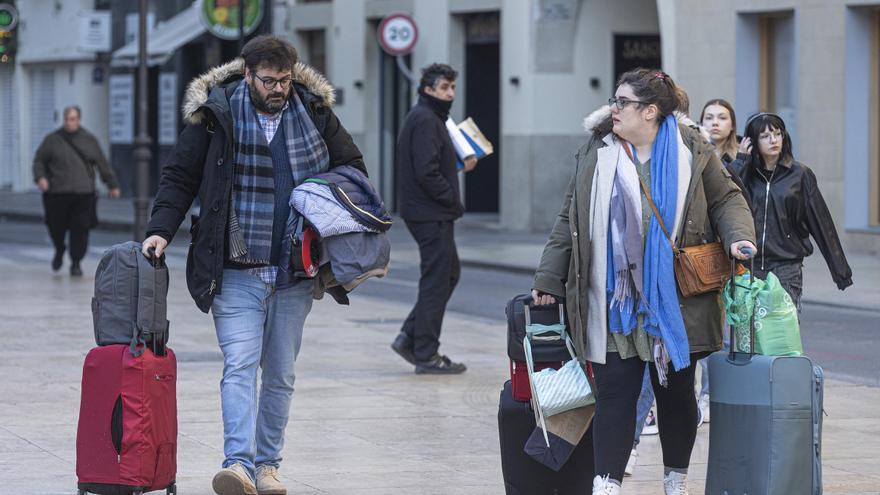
<box><xmin>209</xmin><ymin>280</ymin><xmax>217</xmax><ymax>295</ymax></box>
<box><xmin>117</xmin><ymin>454</ymin><xmax>121</xmax><ymax>464</ymax></box>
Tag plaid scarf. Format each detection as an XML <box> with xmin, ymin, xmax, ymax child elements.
<box><xmin>227</xmin><ymin>79</ymin><xmax>329</xmax><ymax>265</ymax></box>
<box><xmin>606</xmin><ymin>143</ymin><xmax>644</xmax><ymax>335</ymax></box>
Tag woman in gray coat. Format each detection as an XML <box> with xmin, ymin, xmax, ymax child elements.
<box><xmin>531</xmin><ymin>69</ymin><xmax>756</xmax><ymax>495</ymax></box>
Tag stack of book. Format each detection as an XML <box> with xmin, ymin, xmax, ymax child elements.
<box><xmin>445</xmin><ymin>117</ymin><xmax>494</xmax><ymax>170</ymax></box>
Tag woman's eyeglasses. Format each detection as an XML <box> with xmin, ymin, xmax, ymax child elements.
<box><xmin>608</xmin><ymin>97</ymin><xmax>647</xmax><ymax>111</ymax></box>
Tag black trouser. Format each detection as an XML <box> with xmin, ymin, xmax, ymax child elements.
<box><xmin>591</xmin><ymin>350</ymin><xmax>710</xmax><ymax>482</ymax></box>
<box><xmin>42</xmin><ymin>192</ymin><xmax>95</xmax><ymax>265</ymax></box>
<box><xmin>755</xmin><ymin>261</ymin><xmax>803</xmax><ymax>311</ymax></box>
<box><xmin>401</xmin><ymin>220</ymin><xmax>461</xmax><ymax>362</ymax></box>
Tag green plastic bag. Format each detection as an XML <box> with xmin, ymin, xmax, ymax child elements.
<box><xmin>722</xmin><ymin>271</ymin><xmax>803</xmax><ymax>357</ymax></box>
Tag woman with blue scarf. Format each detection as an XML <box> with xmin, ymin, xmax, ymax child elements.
<box><xmin>532</xmin><ymin>69</ymin><xmax>756</xmax><ymax>495</ymax></box>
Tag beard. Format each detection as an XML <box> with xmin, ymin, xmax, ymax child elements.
<box><xmin>248</xmin><ymin>84</ymin><xmax>287</xmax><ymax>114</ymax></box>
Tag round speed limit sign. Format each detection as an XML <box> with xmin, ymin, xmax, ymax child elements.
<box><xmin>378</xmin><ymin>13</ymin><xmax>418</xmax><ymax>56</ymax></box>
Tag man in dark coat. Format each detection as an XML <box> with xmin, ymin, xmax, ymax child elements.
<box><xmin>391</xmin><ymin>63</ymin><xmax>476</xmax><ymax>374</ymax></box>
<box><xmin>142</xmin><ymin>36</ymin><xmax>365</xmax><ymax>495</ymax></box>
<box><xmin>32</xmin><ymin>106</ymin><xmax>120</xmax><ymax>276</ymax></box>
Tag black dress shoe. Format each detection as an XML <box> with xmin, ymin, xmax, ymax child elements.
<box><xmin>70</xmin><ymin>264</ymin><xmax>83</xmax><ymax>277</ymax></box>
<box><xmin>391</xmin><ymin>332</ymin><xmax>417</xmax><ymax>365</ymax></box>
<box><xmin>415</xmin><ymin>354</ymin><xmax>467</xmax><ymax>375</ymax></box>
<box><xmin>51</xmin><ymin>249</ymin><xmax>64</xmax><ymax>271</ymax></box>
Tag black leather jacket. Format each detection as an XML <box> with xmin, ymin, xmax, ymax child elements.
<box><xmin>728</xmin><ymin>158</ymin><xmax>853</xmax><ymax>290</ymax></box>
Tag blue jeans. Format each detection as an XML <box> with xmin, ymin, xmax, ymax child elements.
<box><xmin>632</xmin><ymin>367</ymin><xmax>655</xmax><ymax>448</ymax></box>
<box><xmin>211</xmin><ymin>269</ymin><xmax>313</xmax><ymax>478</ymax></box>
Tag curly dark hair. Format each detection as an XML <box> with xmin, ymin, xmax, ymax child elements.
<box><xmin>418</xmin><ymin>63</ymin><xmax>458</xmax><ymax>93</ymax></box>
<box><xmin>591</xmin><ymin>68</ymin><xmax>685</xmax><ymax>136</ymax></box>
<box><xmin>617</xmin><ymin>68</ymin><xmax>683</xmax><ymax>120</ymax></box>
<box><xmin>241</xmin><ymin>35</ymin><xmax>299</xmax><ymax>74</ymax></box>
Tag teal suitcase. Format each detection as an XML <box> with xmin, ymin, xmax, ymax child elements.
<box><xmin>706</xmin><ymin>260</ymin><xmax>823</xmax><ymax>494</ymax></box>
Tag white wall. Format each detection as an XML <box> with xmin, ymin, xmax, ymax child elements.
<box><xmin>671</xmin><ymin>0</ymin><xmax>880</xmax><ymax>253</ymax></box>
<box><xmin>16</xmin><ymin>0</ymin><xmax>98</xmax><ymax>64</ymax></box>
<box><xmin>10</xmin><ymin>0</ymin><xmax>109</xmax><ymax>192</ymax></box>
<box><xmin>523</xmin><ymin>0</ymin><xmax>661</xmax><ymax>136</ymax></box>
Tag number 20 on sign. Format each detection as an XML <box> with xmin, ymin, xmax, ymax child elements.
<box><xmin>377</xmin><ymin>13</ymin><xmax>418</xmax><ymax>56</ymax></box>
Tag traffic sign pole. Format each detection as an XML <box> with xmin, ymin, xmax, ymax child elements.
<box><xmin>378</xmin><ymin>14</ymin><xmax>419</xmax><ymax>87</ymax></box>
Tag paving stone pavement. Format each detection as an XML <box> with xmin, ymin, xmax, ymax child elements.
<box><xmin>0</xmin><ymin>247</ymin><xmax>879</xmax><ymax>494</ymax></box>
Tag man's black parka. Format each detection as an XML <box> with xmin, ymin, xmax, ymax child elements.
<box><xmin>146</xmin><ymin>59</ymin><xmax>366</xmax><ymax>313</ymax></box>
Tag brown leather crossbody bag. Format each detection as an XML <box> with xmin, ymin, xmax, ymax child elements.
<box><xmin>637</xmin><ymin>176</ymin><xmax>729</xmax><ymax>297</ymax></box>
<box><xmin>619</xmin><ymin>141</ymin><xmax>730</xmax><ymax>297</ymax></box>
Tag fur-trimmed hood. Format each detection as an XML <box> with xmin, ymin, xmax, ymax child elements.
<box><xmin>581</xmin><ymin>105</ymin><xmax>711</xmax><ymax>142</ymax></box>
<box><xmin>181</xmin><ymin>58</ymin><xmax>336</xmax><ymax>125</ymax></box>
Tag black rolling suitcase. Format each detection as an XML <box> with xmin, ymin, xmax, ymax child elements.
<box><xmin>498</xmin><ymin>380</ymin><xmax>593</xmax><ymax>495</ymax></box>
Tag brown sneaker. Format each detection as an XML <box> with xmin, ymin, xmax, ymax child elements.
<box><xmin>256</xmin><ymin>465</ymin><xmax>287</xmax><ymax>495</ymax></box>
<box><xmin>212</xmin><ymin>462</ymin><xmax>257</xmax><ymax>495</ymax></box>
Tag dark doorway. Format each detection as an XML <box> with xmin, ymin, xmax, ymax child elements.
<box><xmin>464</xmin><ymin>13</ymin><xmax>500</xmax><ymax>213</ymax></box>
<box><xmin>379</xmin><ymin>49</ymin><xmax>411</xmax><ymax>211</ymax></box>
<box><xmin>613</xmin><ymin>34</ymin><xmax>662</xmax><ymax>82</ymax></box>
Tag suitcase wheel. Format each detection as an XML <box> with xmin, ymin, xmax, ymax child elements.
<box><xmin>166</xmin><ymin>481</ymin><xmax>177</xmax><ymax>495</ymax></box>
<box><xmin>77</xmin><ymin>491</ymin><xmax>86</xmax><ymax>495</ymax></box>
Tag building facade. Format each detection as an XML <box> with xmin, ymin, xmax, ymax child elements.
<box><xmin>665</xmin><ymin>0</ymin><xmax>880</xmax><ymax>254</ymax></box>
<box><xmin>0</xmin><ymin>0</ymin><xmax>113</xmax><ymax>192</ymax></box>
<box><xmin>1</xmin><ymin>0</ymin><xmax>877</xmax><ymax>254</ymax></box>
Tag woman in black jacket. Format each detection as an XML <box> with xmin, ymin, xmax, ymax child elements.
<box><xmin>728</xmin><ymin>113</ymin><xmax>853</xmax><ymax>308</ymax></box>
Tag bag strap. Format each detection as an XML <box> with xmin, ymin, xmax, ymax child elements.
<box><xmin>523</xmin><ymin>306</ymin><xmax>576</xmax><ymax>447</ymax></box>
<box><xmin>57</xmin><ymin>130</ymin><xmax>95</xmax><ymax>180</ymax></box>
<box><xmin>523</xmin><ymin>304</ymin><xmax>566</xmax><ymax>340</ymax></box>
<box><xmin>620</xmin><ymin>141</ymin><xmax>678</xmax><ymax>252</ymax></box>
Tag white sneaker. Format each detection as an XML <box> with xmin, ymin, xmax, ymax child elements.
<box><xmin>698</xmin><ymin>394</ymin><xmax>710</xmax><ymax>425</ymax></box>
<box><xmin>642</xmin><ymin>409</ymin><xmax>659</xmax><ymax>435</ymax></box>
<box><xmin>592</xmin><ymin>475</ymin><xmax>621</xmax><ymax>495</ymax></box>
<box><xmin>624</xmin><ymin>448</ymin><xmax>638</xmax><ymax>476</ymax></box>
<box><xmin>663</xmin><ymin>470</ymin><xmax>689</xmax><ymax>495</ymax></box>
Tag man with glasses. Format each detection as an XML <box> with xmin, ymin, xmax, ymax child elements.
<box><xmin>142</xmin><ymin>35</ymin><xmax>366</xmax><ymax>495</ymax></box>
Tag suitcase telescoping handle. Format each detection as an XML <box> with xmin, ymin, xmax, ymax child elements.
<box><xmin>144</xmin><ymin>246</ymin><xmax>168</xmax><ymax>357</ymax></box>
<box><xmin>728</xmin><ymin>247</ymin><xmax>755</xmax><ymax>362</ymax></box>
<box><xmin>523</xmin><ymin>303</ymin><xmax>566</xmax><ymax>328</ymax></box>
<box><xmin>146</xmin><ymin>246</ymin><xmax>165</xmax><ymax>268</ymax></box>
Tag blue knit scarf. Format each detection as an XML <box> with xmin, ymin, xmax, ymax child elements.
<box><xmin>607</xmin><ymin>114</ymin><xmax>690</xmax><ymax>371</ymax></box>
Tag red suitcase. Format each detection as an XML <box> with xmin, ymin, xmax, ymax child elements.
<box><xmin>509</xmin><ymin>359</ymin><xmax>563</xmax><ymax>402</ymax></box>
<box><xmin>76</xmin><ymin>344</ymin><xmax>177</xmax><ymax>495</ymax></box>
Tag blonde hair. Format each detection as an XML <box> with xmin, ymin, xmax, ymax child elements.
<box><xmin>700</xmin><ymin>99</ymin><xmax>738</xmax><ymax>159</ymax></box>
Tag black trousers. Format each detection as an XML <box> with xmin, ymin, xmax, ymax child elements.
<box><xmin>591</xmin><ymin>350</ymin><xmax>710</xmax><ymax>482</ymax></box>
<box><xmin>755</xmin><ymin>261</ymin><xmax>803</xmax><ymax>311</ymax></box>
<box><xmin>401</xmin><ymin>220</ymin><xmax>461</xmax><ymax>362</ymax></box>
<box><xmin>42</xmin><ymin>192</ymin><xmax>95</xmax><ymax>265</ymax></box>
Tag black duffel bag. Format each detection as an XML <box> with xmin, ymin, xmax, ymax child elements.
<box><xmin>505</xmin><ymin>294</ymin><xmax>573</xmax><ymax>362</ymax></box>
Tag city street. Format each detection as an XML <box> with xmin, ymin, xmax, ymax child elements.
<box><xmin>1</xmin><ymin>219</ymin><xmax>879</xmax><ymax>494</ymax></box>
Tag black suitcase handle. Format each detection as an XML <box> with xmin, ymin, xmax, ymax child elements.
<box><xmin>728</xmin><ymin>248</ymin><xmax>755</xmax><ymax>362</ymax></box>
<box><xmin>142</xmin><ymin>246</ymin><xmax>169</xmax><ymax>357</ymax></box>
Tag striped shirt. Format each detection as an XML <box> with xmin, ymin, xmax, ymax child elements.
<box><xmin>256</xmin><ymin>101</ymin><xmax>289</xmax><ymax>143</ymax></box>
